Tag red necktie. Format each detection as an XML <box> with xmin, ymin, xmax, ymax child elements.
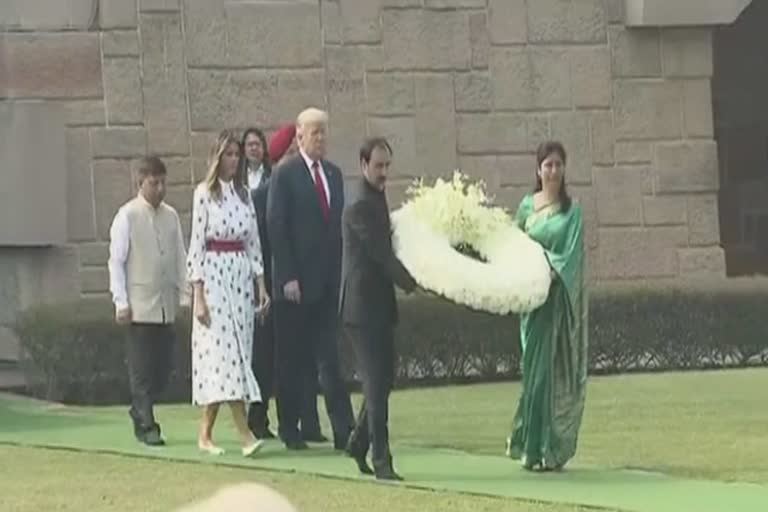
<box><xmin>312</xmin><ymin>161</ymin><xmax>330</xmax><ymax>221</ymax></box>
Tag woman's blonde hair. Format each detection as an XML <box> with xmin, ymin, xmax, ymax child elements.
<box><xmin>205</xmin><ymin>129</ymin><xmax>249</xmax><ymax>203</ymax></box>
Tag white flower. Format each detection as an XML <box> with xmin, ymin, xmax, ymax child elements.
<box><xmin>391</xmin><ymin>171</ymin><xmax>551</xmax><ymax>315</ymax></box>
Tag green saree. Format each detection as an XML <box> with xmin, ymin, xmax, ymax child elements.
<box><xmin>506</xmin><ymin>193</ymin><xmax>588</xmax><ymax>470</ymax></box>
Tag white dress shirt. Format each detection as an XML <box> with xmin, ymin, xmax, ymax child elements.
<box><xmin>299</xmin><ymin>147</ymin><xmax>330</xmax><ymax>201</ymax></box>
<box><xmin>108</xmin><ymin>207</ymin><xmax>133</xmax><ymax>310</ymax></box>
<box><xmin>248</xmin><ymin>163</ymin><xmax>265</xmax><ymax>192</ymax></box>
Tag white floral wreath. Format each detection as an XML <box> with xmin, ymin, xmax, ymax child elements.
<box><xmin>391</xmin><ymin>172</ymin><xmax>551</xmax><ymax>315</ymax></box>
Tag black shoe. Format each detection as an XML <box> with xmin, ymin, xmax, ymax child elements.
<box><xmin>142</xmin><ymin>428</ymin><xmax>165</xmax><ymax>447</ymax></box>
<box><xmin>348</xmin><ymin>451</ymin><xmax>374</xmax><ymax>475</ymax></box>
<box><xmin>352</xmin><ymin>455</ymin><xmax>374</xmax><ymax>475</ymax></box>
<box><xmin>374</xmin><ymin>455</ymin><xmax>402</xmax><ymax>481</ymax></box>
<box><xmin>302</xmin><ymin>432</ymin><xmax>329</xmax><ymax>443</ymax></box>
<box><xmin>375</xmin><ymin>468</ymin><xmax>403</xmax><ymax>481</ymax></box>
<box><xmin>130</xmin><ymin>409</ymin><xmax>164</xmax><ymax>446</ymax></box>
<box><xmin>285</xmin><ymin>440</ymin><xmax>309</xmax><ymax>450</ymax></box>
<box><xmin>128</xmin><ymin>408</ymin><xmax>142</xmax><ymax>440</ymax></box>
<box><xmin>345</xmin><ymin>437</ymin><xmax>373</xmax><ymax>475</ymax></box>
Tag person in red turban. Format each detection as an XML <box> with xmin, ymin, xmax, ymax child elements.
<box><xmin>245</xmin><ymin>123</ymin><xmax>295</xmax><ymax>440</ymax></box>
<box><xmin>268</xmin><ymin>124</ymin><xmax>297</xmax><ymax>167</ymax></box>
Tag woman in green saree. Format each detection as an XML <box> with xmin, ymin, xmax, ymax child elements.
<box><xmin>506</xmin><ymin>141</ymin><xmax>588</xmax><ymax>472</ymax></box>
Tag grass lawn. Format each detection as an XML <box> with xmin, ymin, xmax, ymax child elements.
<box><xmin>1</xmin><ymin>368</ymin><xmax>766</xmax><ymax>511</ymax></box>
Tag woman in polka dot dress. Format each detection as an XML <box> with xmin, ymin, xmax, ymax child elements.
<box><xmin>187</xmin><ymin>129</ymin><xmax>271</xmax><ymax>457</ymax></box>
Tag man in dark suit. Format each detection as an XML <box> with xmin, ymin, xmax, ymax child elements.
<box><xmin>267</xmin><ymin>108</ymin><xmax>354</xmax><ymax>450</ymax></box>
<box><xmin>246</xmin><ymin>123</ymin><xmax>327</xmax><ymax>442</ymax></box>
<box><xmin>342</xmin><ymin>137</ymin><xmax>418</xmax><ymax>480</ymax></box>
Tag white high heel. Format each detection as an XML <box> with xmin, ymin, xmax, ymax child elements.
<box><xmin>242</xmin><ymin>439</ymin><xmax>264</xmax><ymax>458</ymax></box>
<box><xmin>198</xmin><ymin>442</ymin><xmax>225</xmax><ymax>456</ymax></box>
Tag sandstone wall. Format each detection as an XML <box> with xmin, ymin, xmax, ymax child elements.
<box><xmin>0</xmin><ymin>0</ymin><xmax>727</xmax><ymax>322</ymax></box>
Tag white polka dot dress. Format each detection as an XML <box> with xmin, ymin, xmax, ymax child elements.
<box><xmin>187</xmin><ymin>180</ymin><xmax>263</xmax><ymax>406</ymax></box>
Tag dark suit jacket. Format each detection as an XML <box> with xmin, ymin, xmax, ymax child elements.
<box><xmin>266</xmin><ymin>154</ymin><xmax>345</xmax><ymax>303</ymax></box>
<box><xmin>341</xmin><ymin>178</ymin><xmax>416</xmax><ymax>327</ymax></box>
<box><xmin>251</xmin><ymin>171</ymin><xmax>272</xmax><ymax>294</ymax></box>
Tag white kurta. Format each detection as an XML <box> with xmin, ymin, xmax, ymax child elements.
<box><xmin>187</xmin><ymin>180</ymin><xmax>263</xmax><ymax>406</ymax></box>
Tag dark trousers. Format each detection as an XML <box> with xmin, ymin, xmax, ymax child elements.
<box><xmin>248</xmin><ymin>314</ymin><xmax>275</xmax><ymax>435</ymax></box>
<box><xmin>347</xmin><ymin>323</ymin><xmax>395</xmax><ymax>470</ymax></box>
<box><xmin>274</xmin><ymin>293</ymin><xmax>353</xmax><ymax>446</ymax></box>
<box><xmin>300</xmin><ymin>363</ymin><xmax>324</xmax><ymax>437</ymax></box>
<box><xmin>248</xmin><ymin>308</ymin><xmax>325</xmax><ymax>438</ymax></box>
<box><xmin>126</xmin><ymin>323</ymin><xmax>174</xmax><ymax>435</ymax></box>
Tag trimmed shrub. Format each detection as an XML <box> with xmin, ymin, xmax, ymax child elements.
<box><xmin>15</xmin><ymin>300</ymin><xmax>192</xmax><ymax>404</ymax></box>
<box><xmin>13</xmin><ymin>278</ymin><xmax>768</xmax><ymax>405</ymax></box>
<box><xmin>587</xmin><ymin>278</ymin><xmax>768</xmax><ymax>373</ymax></box>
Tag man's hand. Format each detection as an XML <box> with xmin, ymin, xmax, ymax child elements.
<box><xmin>115</xmin><ymin>306</ymin><xmax>132</xmax><ymax>326</ymax></box>
<box><xmin>283</xmin><ymin>280</ymin><xmax>301</xmax><ymax>303</ymax></box>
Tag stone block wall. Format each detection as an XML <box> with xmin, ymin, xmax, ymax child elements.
<box><xmin>0</xmin><ymin>0</ymin><xmax>727</xmax><ymax>316</ymax></box>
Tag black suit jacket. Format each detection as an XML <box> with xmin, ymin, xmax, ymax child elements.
<box><xmin>341</xmin><ymin>178</ymin><xmax>416</xmax><ymax>327</ymax></box>
<box><xmin>251</xmin><ymin>171</ymin><xmax>272</xmax><ymax>294</ymax></box>
<box><xmin>266</xmin><ymin>154</ymin><xmax>345</xmax><ymax>303</ymax></box>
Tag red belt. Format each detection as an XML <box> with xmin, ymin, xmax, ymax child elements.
<box><xmin>205</xmin><ymin>240</ymin><xmax>245</xmax><ymax>252</ymax></box>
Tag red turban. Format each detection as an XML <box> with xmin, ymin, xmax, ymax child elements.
<box><xmin>268</xmin><ymin>124</ymin><xmax>296</xmax><ymax>163</ymax></box>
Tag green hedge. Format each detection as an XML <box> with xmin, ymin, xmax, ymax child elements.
<box><xmin>15</xmin><ymin>300</ymin><xmax>193</xmax><ymax>405</ymax></box>
<box><xmin>13</xmin><ymin>278</ymin><xmax>768</xmax><ymax>405</ymax></box>
<box><xmin>390</xmin><ymin>277</ymin><xmax>768</xmax><ymax>383</ymax></box>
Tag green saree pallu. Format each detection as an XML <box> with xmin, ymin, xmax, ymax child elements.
<box><xmin>506</xmin><ymin>194</ymin><xmax>588</xmax><ymax>470</ymax></box>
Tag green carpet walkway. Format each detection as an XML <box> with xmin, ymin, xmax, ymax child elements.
<box><xmin>2</xmin><ymin>394</ymin><xmax>767</xmax><ymax>512</ymax></box>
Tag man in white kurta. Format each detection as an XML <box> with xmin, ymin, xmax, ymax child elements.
<box><xmin>108</xmin><ymin>156</ymin><xmax>189</xmax><ymax>446</ymax></box>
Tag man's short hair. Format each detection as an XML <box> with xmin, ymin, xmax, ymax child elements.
<box><xmin>359</xmin><ymin>137</ymin><xmax>393</xmax><ymax>164</ymax></box>
<box><xmin>296</xmin><ymin>107</ymin><xmax>329</xmax><ymax>128</ymax></box>
<box><xmin>135</xmin><ymin>156</ymin><xmax>167</xmax><ymax>179</ymax></box>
